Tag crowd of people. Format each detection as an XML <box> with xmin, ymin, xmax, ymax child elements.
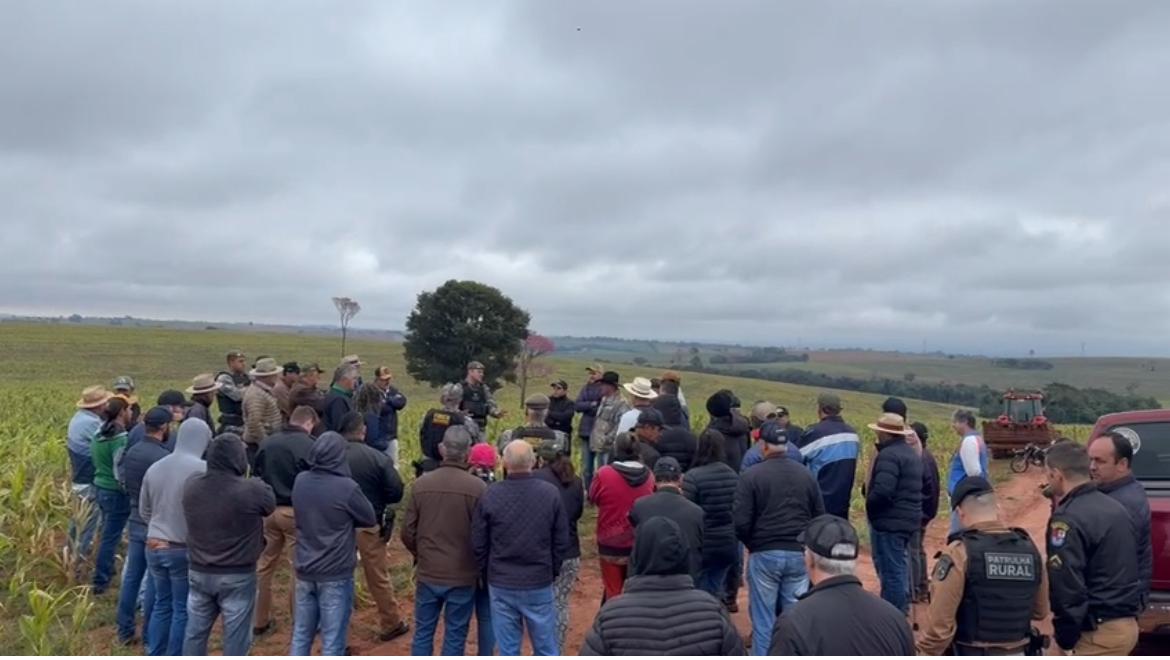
<box><xmin>63</xmin><ymin>353</ymin><xmax>1152</xmax><ymax>656</ymax></box>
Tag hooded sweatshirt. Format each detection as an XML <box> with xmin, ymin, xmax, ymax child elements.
<box><xmin>588</xmin><ymin>460</ymin><xmax>655</xmax><ymax>557</ymax></box>
<box><xmin>184</xmin><ymin>434</ymin><xmax>276</xmax><ymax>573</ymax></box>
<box><xmin>140</xmin><ymin>418</ymin><xmax>211</xmax><ymax>543</ymax></box>
<box><xmin>291</xmin><ymin>432</ymin><xmax>377</xmax><ymax>582</ymax></box>
<box><xmin>580</xmin><ymin>517</ymin><xmax>744</xmax><ymax>656</ymax></box>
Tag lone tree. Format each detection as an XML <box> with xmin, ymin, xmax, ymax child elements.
<box><xmin>332</xmin><ymin>296</ymin><xmax>361</xmax><ymax>357</ymax></box>
<box><xmin>403</xmin><ymin>280</ymin><xmax>530</xmax><ymax>388</ymax></box>
<box><xmin>517</xmin><ymin>333</ymin><xmax>556</xmax><ymax>405</ymax></box>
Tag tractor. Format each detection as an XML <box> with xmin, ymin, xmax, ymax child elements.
<box><xmin>983</xmin><ymin>390</ymin><xmax>1058</xmax><ymax>458</ymax></box>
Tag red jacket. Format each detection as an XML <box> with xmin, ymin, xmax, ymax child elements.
<box><xmin>588</xmin><ymin>461</ymin><xmax>655</xmax><ymax>557</ymax></box>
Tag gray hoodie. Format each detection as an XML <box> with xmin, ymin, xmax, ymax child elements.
<box><xmin>292</xmin><ymin>432</ymin><xmax>376</xmax><ymax>581</ymax></box>
<box><xmin>140</xmin><ymin>418</ymin><xmax>210</xmax><ymax>543</ymax></box>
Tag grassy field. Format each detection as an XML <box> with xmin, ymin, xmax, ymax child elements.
<box><xmin>0</xmin><ymin>323</ymin><xmax>1078</xmax><ymax>653</ymax></box>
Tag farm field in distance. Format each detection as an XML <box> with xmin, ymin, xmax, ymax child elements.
<box><xmin>0</xmin><ymin>323</ymin><xmax>1092</xmax><ymax>653</ymax></box>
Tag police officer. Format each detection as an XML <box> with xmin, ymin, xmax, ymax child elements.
<box><xmin>917</xmin><ymin>476</ymin><xmax>1049</xmax><ymax>655</ymax></box>
<box><xmin>460</xmin><ymin>360</ymin><xmax>502</xmax><ymax>430</ymax></box>
<box><xmin>495</xmin><ymin>394</ymin><xmax>568</xmax><ymax>454</ymax></box>
<box><xmin>1044</xmin><ymin>441</ymin><xmax>1142</xmax><ymax>655</ymax></box>
<box><xmin>214</xmin><ymin>350</ymin><xmax>250</xmax><ymax>434</ymax></box>
<box><xmin>418</xmin><ymin>383</ymin><xmax>479</xmax><ymax>469</ymax></box>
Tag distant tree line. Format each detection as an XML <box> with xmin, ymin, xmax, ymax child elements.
<box><xmin>709</xmin><ymin>347</ymin><xmax>809</xmax><ymax>365</ymax></box>
<box><xmin>668</xmin><ymin>365</ymin><xmax>1161</xmax><ymax>424</ymax></box>
<box><xmin>990</xmin><ymin>358</ymin><xmax>1055</xmax><ymax>370</ymax></box>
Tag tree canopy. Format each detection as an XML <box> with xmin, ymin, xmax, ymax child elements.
<box><xmin>403</xmin><ymin>280</ymin><xmax>530</xmax><ymax>388</ymax></box>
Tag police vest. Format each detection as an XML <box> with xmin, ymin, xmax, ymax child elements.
<box><xmin>953</xmin><ymin>527</ymin><xmax>1041</xmax><ymax>646</ymax></box>
<box><xmin>512</xmin><ymin>425</ymin><xmax>558</xmax><ymax>450</ymax></box>
<box><xmin>215</xmin><ymin>371</ymin><xmax>249</xmax><ymax>426</ymax></box>
<box><xmin>461</xmin><ymin>382</ymin><xmax>489</xmax><ymax>419</ymax></box>
<box><xmin>422</xmin><ymin>409</ymin><xmax>465</xmax><ymax>461</ymax></box>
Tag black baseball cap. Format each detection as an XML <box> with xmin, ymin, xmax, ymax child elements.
<box><xmin>653</xmin><ymin>456</ymin><xmax>682</xmax><ymax>481</ymax></box>
<box><xmin>882</xmin><ymin>397</ymin><xmax>908</xmax><ymax>418</ymax></box>
<box><xmin>636</xmin><ymin>408</ymin><xmax>665</xmax><ymax>428</ymax></box>
<box><xmin>143</xmin><ymin>406</ymin><xmax>173</xmax><ymax>429</ymax></box>
<box><xmin>759</xmin><ymin>420</ymin><xmax>789</xmax><ymax>446</ymax></box>
<box><xmin>550</xmin><ymin>379</ymin><xmax>568</xmax><ymax>389</ymax></box>
<box><xmin>283</xmin><ymin>361</ymin><xmax>301</xmax><ymax>375</ymax></box>
<box><xmin>156</xmin><ymin>390</ymin><xmax>190</xmax><ymax>407</ymax></box>
<box><xmin>951</xmin><ymin>476</ymin><xmax>994</xmax><ymax>510</ymax></box>
<box><xmin>799</xmin><ymin>515</ymin><xmax>859</xmax><ymax>559</ymax></box>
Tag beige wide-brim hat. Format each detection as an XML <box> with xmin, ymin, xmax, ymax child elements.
<box><xmin>868</xmin><ymin>412</ymin><xmax>911</xmax><ymax>436</ymax></box>
<box><xmin>250</xmin><ymin>357</ymin><xmax>282</xmax><ymax>378</ymax></box>
<box><xmin>76</xmin><ymin>385</ymin><xmax>113</xmax><ymax>409</ymax></box>
<box><xmin>343</xmin><ymin>354</ymin><xmax>364</xmax><ymax>367</ymax></box>
<box><xmin>186</xmin><ymin>373</ymin><xmax>223</xmax><ymax>395</ymax></box>
<box><xmin>623</xmin><ymin>377</ymin><xmax>658</xmax><ymax>400</ymax></box>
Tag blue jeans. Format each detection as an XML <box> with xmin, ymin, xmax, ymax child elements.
<box><xmin>146</xmin><ymin>546</ymin><xmax>189</xmax><ymax>656</ymax></box>
<box><xmin>184</xmin><ymin>570</ymin><xmax>257</xmax><ymax>656</ymax></box>
<box><xmin>411</xmin><ymin>582</ymin><xmax>475</xmax><ymax>655</ymax></box>
<box><xmin>871</xmin><ymin>529</ymin><xmax>911</xmax><ymax>614</ymax></box>
<box><xmin>476</xmin><ymin>584</ymin><xmax>496</xmax><ymax>655</ymax></box>
<box><xmin>68</xmin><ymin>484</ymin><xmax>101</xmax><ymax>567</ymax></box>
<box><xmin>291</xmin><ymin>577</ymin><xmax>354</xmax><ymax>656</ymax></box>
<box><xmin>93</xmin><ymin>487</ymin><xmax>130</xmax><ymax>591</ymax></box>
<box><xmin>747</xmin><ymin>549</ymin><xmax>808</xmax><ymax>656</ymax></box>
<box><xmin>116</xmin><ymin>520</ymin><xmax>151</xmax><ymax>641</ymax></box>
<box><xmin>697</xmin><ymin>560</ymin><xmax>733</xmax><ymax>600</ymax></box>
<box><xmin>578</xmin><ymin>438</ymin><xmax>597</xmax><ymax>490</ymax></box>
<box><xmin>489</xmin><ymin>585</ymin><xmax>559</xmax><ymax>656</ymax></box>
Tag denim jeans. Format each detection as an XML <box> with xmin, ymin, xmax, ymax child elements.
<box><xmin>68</xmin><ymin>483</ymin><xmax>101</xmax><ymax>568</ymax></box>
<box><xmin>146</xmin><ymin>546</ymin><xmax>189</xmax><ymax>656</ymax></box>
<box><xmin>93</xmin><ymin>487</ymin><xmax>130</xmax><ymax>591</ymax></box>
<box><xmin>578</xmin><ymin>438</ymin><xmax>597</xmax><ymax>490</ymax></box>
<box><xmin>411</xmin><ymin>582</ymin><xmax>475</xmax><ymax>655</ymax></box>
<box><xmin>291</xmin><ymin>577</ymin><xmax>354</xmax><ymax>656</ymax></box>
<box><xmin>116</xmin><ymin>520</ymin><xmax>151</xmax><ymax>641</ymax></box>
<box><xmin>747</xmin><ymin>549</ymin><xmax>808</xmax><ymax>656</ymax></box>
<box><xmin>184</xmin><ymin>570</ymin><xmax>257</xmax><ymax>656</ymax></box>
<box><xmin>697</xmin><ymin>560</ymin><xmax>733</xmax><ymax>600</ymax></box>
<box><xmin>475</xmin><ymin>584</ymin><xmax>496</xmax><ymax>655</ymax></box>
<box><xmin>909</xmin><ymin>528</ymin><xmax>928</xmax><ymax>601</ymax></box>
<box><xmin>871</xmin><ymin>529</ymin><xmax>911</xmax><ymax>614</ymax></box>
<box><xmin>489</xmin><ymin>584</ymin><xmax>559</xmax><ymax>656</ymax></box>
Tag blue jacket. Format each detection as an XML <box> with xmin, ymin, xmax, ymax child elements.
<box><xmin>742</xmin><ymin>442</ymin><xmax>802</xmax><ymax>470</ymax></box>
<box><xmin>67</xmin><ymin>410</ymin><xmax>101</xmax><ymax>485</ymax></box>
<box><xmin>1099</xmin><ymin>474</ymin><xmax>1152</xmax><ymax>603</ymax></box>
<box><xmin>364</xmin><ymin>387</ymin><xmax>406</xmax><ymax>452</ymax></box>
<box><xmin>575</xmin><ymin>382</ymin><xmax>604</xmax><ymax>439</ymax></box>
<box><xmin>291</xmin><ymin>433</ymin><xmax>377</xmax><ymax>582</ymax></box>
<box><xmin>472</xmin><ymin>472</ymin><xmax>571</xmax><ymax>590</ymax></box>
<box><xmin>796</xmin><ymin>417</ymin><xmax>860</xmax><ymax>520</ymax></box>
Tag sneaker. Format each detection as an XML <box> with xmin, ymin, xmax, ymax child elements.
<box><xmin>253</xmin><ymin>620</ymin><xmax>275</xmax><ymax>637</ymax></box>
<box><xmin>379</xmin><ymin>621</ymin><xmax>410</xmax><ymax>642</ymax></box>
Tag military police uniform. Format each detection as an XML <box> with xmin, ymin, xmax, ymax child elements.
<box><xmin>495</xmin><ymin>394</ymin><xmax>568</xmax><ymax>454</ymax></box>
<box><xmin>918</xmin><ymin>478</ymin><xmax>1049</xmax><ymax>656</ymax></box>
<box><xmin>1047</xmin><ymin>482</ymin><xmax>1142</xmax><ymax>655</ymax></box>
<box><xmin>419</xmin><ymin>407</ymin><xmax>478</xmax><ymax>462</ymax></box>
<box><xmin>460</xmin><ymin>361</ymin><xmax>500</xmax><ymax>429</ymax></box>
<box><xmin>215</xmin><ymin>351</ymin><xmax>250</xmax><ymax>434</ymax></box>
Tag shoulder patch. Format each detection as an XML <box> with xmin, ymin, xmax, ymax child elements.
<box><xmin>1049</xmin><ymin>521</ymin><xmax>1070</xmax><ymax>548</ymax></box>
<box><xmin>432</xmin><ymin>412</ymin><xmax>452</xmax><ymax>426</ymax></box>
<box><xmin>933</xmin><ymin>555</ymin><xmax>954</xmax><ymax>582</ymax></box>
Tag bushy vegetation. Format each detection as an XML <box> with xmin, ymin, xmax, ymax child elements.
<box><xmin>990</xmin><ymin>358</ymin><xmax>1055</xmax><ymax>370</ymax></box>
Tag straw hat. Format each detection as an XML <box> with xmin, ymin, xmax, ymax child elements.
<box><xmin>623</xmin><ymin>377</ymin><xmax>658</xmax><ymax>400</ymax></box>
<box><xmin>186</xmin><ymin>373</ymin><xmax>222</xmax><ymax>395</ymax></box>
<box><xmin>249</xmin><ymin>357</ymin><xmax>282</xmax><ymax>378</ymax></box>
<box><xmin>76</xmin><ymin>385</ymin><xmax>113</xmax><ymax>409</ymax></box>
<box><xmin>867</xmin><ymin>412</ymin><xmax>911</xmax><ymax>436</ymax></box>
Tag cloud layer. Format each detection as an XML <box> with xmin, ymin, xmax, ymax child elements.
<box><xmin>4</xmin><ymin>1</ymin><xmax>1170</xmax><ymax>356</ymax></box>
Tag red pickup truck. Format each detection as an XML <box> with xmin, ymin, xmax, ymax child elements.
<box><xmin>1090</xmin><ymin>410</ymin><xmax>1170</xmax><ymax>634</ymax></box>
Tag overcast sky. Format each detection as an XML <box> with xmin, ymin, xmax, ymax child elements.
<box><xmin>4</xmin><ymin>1</ymin><xmax>1170</xmax><ymax>357</ymax></box>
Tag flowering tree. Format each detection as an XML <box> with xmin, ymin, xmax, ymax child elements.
<box><xmin>517</xmin><ymin>333</ymin><xmax>556</xmax><ymax>406</ymax></box>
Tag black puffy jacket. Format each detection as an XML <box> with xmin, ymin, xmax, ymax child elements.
<box><xmin>707</xmin><ymin>414</ymin><xmax>751</xmax><ymax>474</ymax></box>
<box><xmin>734</xmin><ymin>453</ymin><xmax>824</xmax><ymax>552</ymax></box>
<box><xmin>580</xmin><ymin>517</ymin><xmax>744</xmax><ymax>656</ymax></box>
<box><xmin>657</xmin><ymin>427</ymin><xmax>698</xmax><ymax>472</ymax></box>
<box><xmin>865</xmin><ymin>437</ymin><xmax>923</xmax><ymax>534</ymax></box>
<box><xmin>682</xmin><ymin>461</ymin><xmax>739</xmax><ymax>565</ymax></box>
<box><xmin>629</xmin><ymin>487</ymin><xmax>705</xmax><ymax>580</ymax></box>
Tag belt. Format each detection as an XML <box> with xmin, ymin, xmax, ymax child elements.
<box><xmin>146</xmin><ymin>538</ymin><xmax>187</xmax><ymax>550</ymax></box>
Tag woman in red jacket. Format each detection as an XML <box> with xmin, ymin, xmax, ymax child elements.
<box><xmin>588</xmin><ymin>434</ymin><xmax>656</xmax><ymax>600</ymax></box>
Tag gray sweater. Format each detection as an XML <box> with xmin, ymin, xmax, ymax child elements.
<box><xmin>140</xmin><ymin>418</ymin><xmax>210</xmax><ymax>543</ymax></box>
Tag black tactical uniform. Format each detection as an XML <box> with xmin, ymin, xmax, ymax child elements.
<box><xmin>418</xmin><ymin>408</ymin><xmax>468</xmax><ymax>462</ymax></box>
<box><xmin>460</xmin><ymin>379</ymin><xmax>495</xmax><ymax>429</ymax></box>
<box><xmin>215</xmin><ymin>370</ymin><xmax>250</xmax><ymax>433</ymax></box>
<box><xmin>1047</xmin><ymin>482</ymin><xmax>1141</xmax><ymax>654</ymax></box>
